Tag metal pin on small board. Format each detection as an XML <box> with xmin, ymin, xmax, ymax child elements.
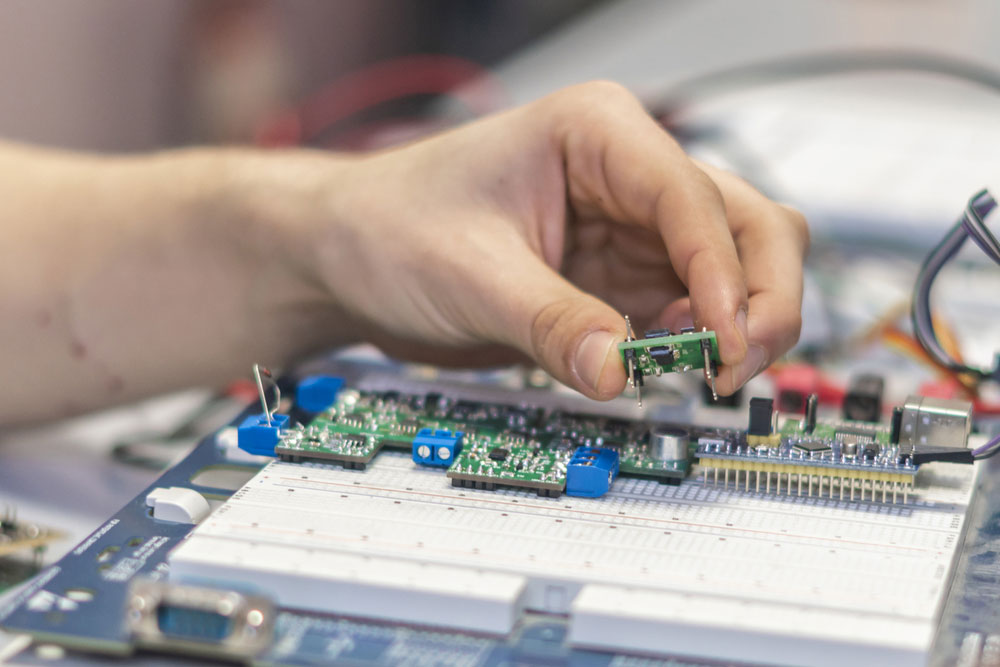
<box><xmin>624</xmin><ymin>316</ymin><xmax>641</xmax><ymax>407</ymax></box>
<box><xmin>253</xmin><ymin>364</ymin><xmax>281</xmax><ymax>426</ymax></box>
<box><xmin>701</xmin><ymin>331</ymin><xmax>718</xmax><ymax>402</ymax></box>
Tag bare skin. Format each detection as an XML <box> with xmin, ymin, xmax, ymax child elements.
<box><xmin>0</xmin><ymin>81</ymin><xmax>808</xmax><ymax>426</ymax></box>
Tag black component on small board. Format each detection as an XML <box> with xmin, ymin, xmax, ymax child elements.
<box><xmin>912</xmin><ymin>446</ymin><xmax>975</xmax><ymax>465</ymax></box>
<box><xmin>644</xmin><ymin>328</ymin><xmax>674</xmax><ymax>339</ymax></box>
<box><xmin>863</xmin><ymin>444</ymin><xmax>880</xmax><ymax>461</ymax></box>
<box><xmin>648</xmin><ymin>346</ymin><xmax>676</xmax><ymax>363</ymax></box>
<box><xmin>488</xmin><ymin>447</ymin><xmax>509</xmax><ymax>461</ymax></box>
<box><xmin>748</xmin><ymin>397</ymin><xmax>774</xmax><ymax>436</ymax></box>
<box><xmin>805</xmin><ymin>393</ymin><xmax>818</xmax><ymax>434</ymax></box>
<box><xmin>890</xmin><ymin>406</ymin><xmax>904</xmax><ymax>445</ymax></box>
<box><xmin>679</xmin><ymin>326</ymin><xmax>695</xmax><ymax>334</ymax></box>
<box><xmin>843</xmin><ymin>374</ymin><xmax>885</xmax><ymax>422</ymax></box>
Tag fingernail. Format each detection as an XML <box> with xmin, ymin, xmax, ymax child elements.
<box><xmin>735</xmin><ymin>308</ymin><xmax>749</xmax><ymax>350</ymax></box>
<box><xmin>576</xmin><ymin>330</ymin><xmax>618</xmax><ymax>392</ymax></box>
<box><xmin>731</xmin><ymin>344</ymin><xmax>767</xmax><ymax>389</ymax></box>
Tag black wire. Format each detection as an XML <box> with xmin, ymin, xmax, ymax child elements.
<box><xmin>911</xmin><ymin>190</ymin><xmax>1000</xmax><ymax>381</ymax></box>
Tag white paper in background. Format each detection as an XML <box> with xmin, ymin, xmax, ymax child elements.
<box><xmin>684</xmin><ymin>86</ymin><xmax>1000</xmax><ymax>245</ymax></box>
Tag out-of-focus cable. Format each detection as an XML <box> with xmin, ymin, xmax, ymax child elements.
<box><xmin>254</xmin><ymin>54</ymin><xmax>506</xmax><ymax>148</ymax></box>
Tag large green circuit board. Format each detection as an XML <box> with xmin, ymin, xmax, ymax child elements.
<box><xmin>275</xmin><ymin>389</ymin><xmax>707</xmax><ymax>496</ymax></box>
<box><xmin>273</xmin><ymin>382</ymin><xmax>969</xmax><ymax>504</ymax></box>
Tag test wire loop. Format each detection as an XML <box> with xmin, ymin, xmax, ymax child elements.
<box><xmin>253</xmin><ymin>364</ymin><xmax>281</xmax><ymax>426</ymax></box>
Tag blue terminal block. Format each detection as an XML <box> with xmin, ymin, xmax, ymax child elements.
<box><xmin>566</xmin><ymin>446</ymin><xmax>620</xmax><ymax>498</ymax></box>
<box><xmin>412</xmin><ymin>428</ymin><xmax>464</xmax><ymax>467</ymax></box>
<box><xmin>295</xmin><ymin>375</ymin><xmax>345</xmax><ymax>413</ymax></box>
<box><xmin>237</xmin><ymin>413</ymin><xmax>290</xmax><ymax>457</ymax></box>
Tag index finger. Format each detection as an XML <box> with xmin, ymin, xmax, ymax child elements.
<box><xmin>547</xmin><ymin>82</ymin><xmax>750</xmax><ymax>365</ymax></box>
<box><xmin>696</xmin><ymin>163</ymin><xmax>809</xmax><ymax>393</ymax></box>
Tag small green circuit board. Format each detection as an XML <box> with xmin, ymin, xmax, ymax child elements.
<box><xmin>276</xmin><ymin>389</ymin><xmax>708</xmax><ymax>493</ymax></box>
<box><xmin>275</xmin><ymin>392</ymin><xmax>424</xmax><ymax>468</ymax></box>
<box><xmin>617</xmin><ymin>329</ymin><xmax>720</xmax><ymax>377</ymax></box>
<box><xmin>448</xmin><ymin>435</ymin><xmax>569</xmax><ymax>496</ymax></box>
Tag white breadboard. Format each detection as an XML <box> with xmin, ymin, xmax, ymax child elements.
<box><xmin>168</xmin><ymin>451</ymin><xmax>978</xmax><ymax>667</ymax></box>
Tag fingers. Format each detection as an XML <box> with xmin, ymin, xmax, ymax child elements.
<box><xmin>480</xmin><ymin>248</ymin><xmax>628</xmax><ymax>400</ymax></box>
<box><xmin>544</xmin><ymin>82</ymin><xmax>750</xmax><ymax>370</ymax></box>
<box><xmin>696</xmin><ymin>163</ymin><xmax>809</xmax><ymax>393</ymax></box>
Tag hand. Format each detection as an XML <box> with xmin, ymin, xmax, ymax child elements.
<box><xmin>290</xmin><ymin>81</ymin><xmax>809</xmax><ymax>399</ymax></box>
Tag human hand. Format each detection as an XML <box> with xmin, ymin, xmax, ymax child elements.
<box><xmin>286</xmin><ymin>81</ymin><xmax>809</xmax><ymax>399</ymax></box>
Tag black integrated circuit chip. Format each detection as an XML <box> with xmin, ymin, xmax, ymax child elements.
<box><xmin>792</xmin><ymin>440</ymin><xmax>831</xmax><ymax>453</ymax></box>
<box><xmin>488</xmin><ymin>447</ymin><xmax>509</xmax><ymax>461</ymax></box>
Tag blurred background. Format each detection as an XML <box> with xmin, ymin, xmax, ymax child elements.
<box><xmin>3</xmin><ymin>0</ymin><xmax>1000</xmax><ymax>573</ymax></box>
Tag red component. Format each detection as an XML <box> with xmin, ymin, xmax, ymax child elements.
<box><xmin>771</xmin><ymin>363</ymin><xmax>845</xmax><ymax>413</ymax></box>
<box><xmin>225</xmin><ymin>379</ymin><xmax>260</xmax><ymax>403</ymax></box>
<box><xmin>917</xmin><ymin>378</ymin><xmax>964</xmax><ymax>400</ymax></box>
<box><xmin>254</xmin><ymin>54</ymin><xmax>505</xmax><ymax>148</ymax></box>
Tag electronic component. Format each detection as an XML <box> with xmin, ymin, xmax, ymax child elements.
<box><xmin>276</xmin><ymin>388</ymin><xmax>698</xmax><ymax>494</ymax></box>
<box><xmin>295</xmin><ymin>375</ymin><xmax>344</xmax><ymax>413</ymax></box>
<box><xmin>617</xmin><ymin>316</ymin><xmax>720</xmax><ymax>406</ymax></box>
<box><xmin>566</xmin><ymin>447</ymin><xmax>620</xmax><ymax>497</ymax></box>
<box><xmin>747</xmin><ymin>397</ymin><xmax>778</xmax><ymax>446</ymax></box>
<box><xmin>698</xmin><ymin>402</ymin><xmax>921</xmax><ymax>503</ymax></box>
<box><xmin>898</xmin><ymin>395</ymin><xmax>972</xmax><ymax>449</ymax></box>
<box><xmin>448</xmin><ymin>437</ymin><xmax>568</xmax><ymax>497</ymax></box>
<box><xmin>412</xmin><ymin>429</ymin><xmax>464</xmax><ymax>467</ymax></box>
<box><xmin>747</xmin><ymin>397</ymin><xmax>774</xmax><ymax>436</ymax></box>
<box><xmin>842</xmin><ymin>373</ymin><xmax>884</xmax><ymax>422</ymax></box>
<box><xmin>237</xmin><ymin>413</ymin><xmax>290</xmax><ymax>457</ymax></box>
<box><xmin>648</xmin><ymin>426</ymin><xmax>689</xmax><ymax>461</ymax></box>
<box><xmin>275</xmin><ymin>390</ymin><xmax>419</xmax><ymax>469</ymax></box>
<box><xmin>127</xmin><ymin>579</ymin><xmax>275</xmax><ymax>662</ymax></box>
<box><xmin>238</xmin><ymin>364</ymin><xmax>289</xmax><ymax>456</ymax></box>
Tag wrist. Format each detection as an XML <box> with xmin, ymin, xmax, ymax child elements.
<box><xmin>208</xmin><ymin>148</ymin><xmax>364</xmax><ymax>363</ymax></box>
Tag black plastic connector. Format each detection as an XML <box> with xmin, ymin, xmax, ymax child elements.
<box><xmin>748</xmin><ymin>397</ymin><xmax>774</xmax><ymax>436</ymax></box>
<box><xmin>842</xmin><ymin>373</ymin><xmax>884</xmax><ymax>423</ymax></box>
<box><xmin>911</xmin><ymin>446</ymin><xmax>974</xmax><ymax>465</ymax></box>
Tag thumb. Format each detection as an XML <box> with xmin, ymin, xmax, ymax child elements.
<box><xmin>496</xmin><ymin>258</ymin><xmax>626</xmax><ymax>400</ymax></box>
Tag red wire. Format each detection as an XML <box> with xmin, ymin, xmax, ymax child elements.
<box><xmin>255</xmin><ymin>54</ymin><xmax>506</xmax><ymax>147</ymax></box>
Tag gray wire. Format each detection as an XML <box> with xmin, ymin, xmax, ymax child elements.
<box><xmin>911</xmin><ymin>190</ymin><xmax>999</xmax><ymax>380</ymax></box>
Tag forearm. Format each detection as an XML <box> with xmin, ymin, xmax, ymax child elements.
<box><xmin>0</xmin><ymin>142</ymin><xmax>356</xmax><ymax>425</ymax></box>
